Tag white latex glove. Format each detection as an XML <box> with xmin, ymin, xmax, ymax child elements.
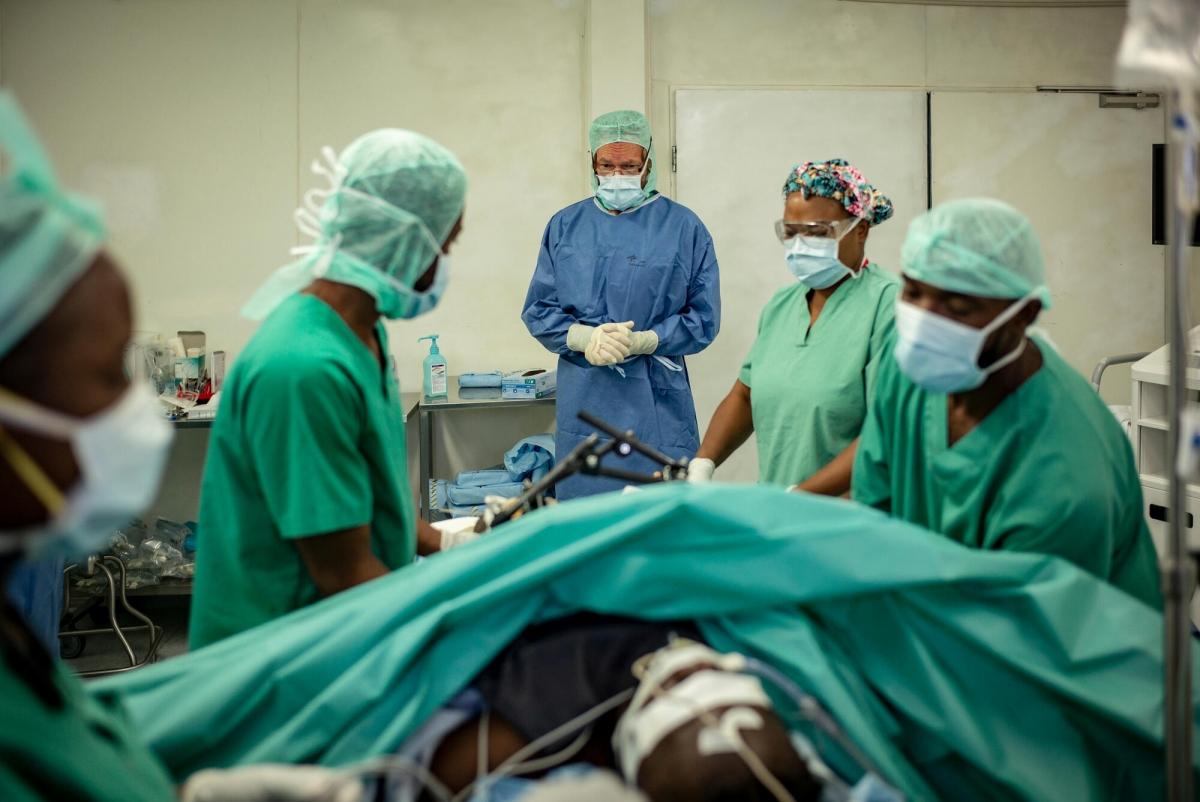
<box><xmin>181</xmin><ymin>765</ymin><xmax>363</xmax><ymax>802</ymax></box>
<box><xmin>567</xmin><ymin>322</ymin><xmax>633</xmax><ymax>366</ymax></box>
<box><xmin>627</xmin><ymin>329</ymin><xmax>659</xmax><ymax>356</ymax></box>
<box><xmin>432</xmin><ymin>516</ymin><xmax>482</xmax><ymax>550</ymax></box>
<box><xmin>687</xmin><ymin>457</ymin><xmax>715</xmax><ymax>483</ymax></box>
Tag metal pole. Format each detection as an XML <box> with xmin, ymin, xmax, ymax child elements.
<box><xmin>1165</xmin><ymin>88</ymin><xmax>1197</xmax><ymax>802</ymax></box>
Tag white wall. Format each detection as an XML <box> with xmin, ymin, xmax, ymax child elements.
<box><xmin>0</xmin><ymin>0</ymin><xmax>589</xmax><ymax>395</ymax></box>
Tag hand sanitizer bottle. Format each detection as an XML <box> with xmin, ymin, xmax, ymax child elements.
<box><xmin>418</xmin><ymin>335</ymin><xmax>448</xmax><ymax>399</ymax></box>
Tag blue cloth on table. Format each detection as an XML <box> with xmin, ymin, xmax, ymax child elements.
<box><xmin>504</xmin><ymin>434</ymin><xmax>555</xmax><ymax>484</ymax></box>
<box><xmin>448</xmin><ymin>482</ymin><xmax>526</xmax><ymax>507</ymax></box>
<box><xmin>520</xmin><ymin>197</ymin><xmax>720</xmax><ymax>501</ymax></box>
<box><xmin>5</xmin><ymin>555</ymin><xmax>65</xmax><ymax>655</ymax></box>
<box><xmin>455</xmin><ymin>469</ymin><xmax>513</xmax><ymax>488</ymax></box>
<box><xmin>458</xmin><ymin>372</ymin><xmax>503</xmax><ymax>389</ymax></box>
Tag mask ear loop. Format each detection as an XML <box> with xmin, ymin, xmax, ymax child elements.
<box><xmin>0</xmin><ymin>425</ymin><xmax>66</xmax><ymax>520</ymax></box>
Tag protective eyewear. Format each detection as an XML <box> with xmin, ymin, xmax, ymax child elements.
<box><xmin>775</xmin><ymin>217</ymin><xmax>860</xmax><ymax>245</ymax></box>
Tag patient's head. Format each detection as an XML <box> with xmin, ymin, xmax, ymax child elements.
<box><xmin>613</xmin><ymin>641</ymin><xmax>821</xmax><ymax>802</ymax></box>
<box><xmin>637</xmin><ymin>705</ymin><xmax>820</xmax><ymax>802</ymax></box>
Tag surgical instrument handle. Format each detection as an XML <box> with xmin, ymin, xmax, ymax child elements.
<box><xmin>577</xmin><ymin>410</ymin><xmax>689</xmax><ymax>479</ymax></box>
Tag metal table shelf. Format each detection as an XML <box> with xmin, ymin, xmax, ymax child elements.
<box><xmin>418</xmin><ymin>378</ymin><xmax>555</xmax><ymax>521</ymax></box>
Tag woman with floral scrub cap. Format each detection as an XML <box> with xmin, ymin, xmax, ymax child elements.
<box><xmin>690</xmin><ymin>160</ymin><xmax>897</xmax><ymax>494</ymax></box>
<box><xmin>853</xmin><ymin>198</ymin><xmax>1160</xmax><ymax>607</ymax></box>
<box><xmin>523</xmin><ymin>110</ymin><xmax>720</xmax><ymax>500</ymax></box>
<box><xmin>189</xmin><ymin>129</ymin><xmax>469</xmax><ymax>649</ymax></box>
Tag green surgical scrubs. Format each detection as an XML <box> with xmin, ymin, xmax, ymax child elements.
<box><xmin>740</xmin><ymin>265</ymin><xmax>897</xmax><ymax>485</ymax></box>
<box><xmin>0</xmin><ymin>639</ymin><xmax>175</xmax><ymax>801</ymax></box>
<box><xmin>853</xmin><ymin>334</ymin><xmax>1160</xmax><ymax>607</ymax></box>
<box><xmin>189</xmin><ymin>293</ymin><xmax>416</xmax><ymax>649</ymax></box>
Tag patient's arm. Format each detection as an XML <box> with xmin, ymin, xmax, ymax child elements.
<box><xmin>428</xmin><ymin>713</ymin><xmax>529</xmax><ymax>795</ymax></box>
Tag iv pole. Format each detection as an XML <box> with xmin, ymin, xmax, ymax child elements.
<box><xmin>1165</xmin><ymin>88</ymin><xmax>1199</xmax><ymax>802</ymax></box>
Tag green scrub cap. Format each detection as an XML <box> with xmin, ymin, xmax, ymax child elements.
<box><xmin>588</xmin><ymin>109</ymin><xmax>658</xmax><ymax>201</ymax></box>
<box><xmin>901</xmin><ymin>198</ymin><xmax>1052</xmax><ymax>309</ymax></box>
<box><xmin>0</xmin><ymin>92</ymin><xmax>107</xmax><ymax>358</ymax></box>
<box><xmin>245</xmin><ymin>129</ymin><xmax>467</xmax><ymax>320</ymax></box>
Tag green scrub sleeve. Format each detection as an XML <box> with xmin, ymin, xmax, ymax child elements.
<box><xmin>243</xmin><ymin>357</ymin><xmax>373</xmax><ymax>538</ymax></box>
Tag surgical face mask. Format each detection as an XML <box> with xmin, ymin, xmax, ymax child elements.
<box><xmin>596</xmin><ymin>174</ymin><xmax>648</xmax><ymax>212</ymax></box>
<box><xmin>595</xmin><ymin>153</ymin><xmax>650</xmax><ymax>212</ymax></box>
<box><xmin>382</xmin><ymin>252</ymin><xmax>449</xmax><ymax>320</ymax></box>
<box><xmin>0</xmin><ymin>383</ymin><xmax>173</xmax><ymax>561</ymax></box>
<box><xmin>893</xmin><ymin>293</ymin><xmax>1035</xmax><ymax>394</ymax></box>
<box><xmin>784</xmin><ymin>219</ymin><xmax>861</xmax><ymax>289</ymax></box>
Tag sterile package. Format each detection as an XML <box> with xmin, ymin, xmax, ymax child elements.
<box><xmin>501</xmin><ymin>369</ymin><xmax>556</xmax><ymax>399</ymax></box>
<box><xmin>458</xmin><ymin>371</ymin><xmax>503</xmax><ymax>389</ymax></box>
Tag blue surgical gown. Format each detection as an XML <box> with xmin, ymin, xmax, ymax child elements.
<box><xmin>522</xmin><ymin>196</ymin><xmax>720</xmax><ymax>499</ymax></box>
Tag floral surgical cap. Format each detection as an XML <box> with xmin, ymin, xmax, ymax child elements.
<box><xmin>783</xmin><ymin>159</ymin><xmax>894</xmax><ymax>226</ymax></box>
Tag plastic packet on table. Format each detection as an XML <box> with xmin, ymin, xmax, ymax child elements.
<box><xmin>154</xmin><ymin>518</ymin><xmax>195</xmax><ymax>551</ymax></box>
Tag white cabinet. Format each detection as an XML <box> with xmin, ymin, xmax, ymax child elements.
<box><xmin>1132</xmin><ymin>335</ymin><xmax>1200</xmax><ymax>623</ymax></box>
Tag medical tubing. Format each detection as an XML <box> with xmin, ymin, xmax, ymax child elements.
<box><xmin>323</xmin><ymin>755</ymin><xmax>453</xmax><ymax>802</ymax></box>
<box><xmin>450</xmin><ymin>687</ymin><xmax>635</xmax><ymax>802</ymax></box>
<box><xmin>490</xmin><ymin>726</ymin><xmax>593</xmax><ymax>778</ymax></box>
<box><xmin>743</xmin><ymin>658</ymin><xmax>885</xmax><ymax>783</ymax></box>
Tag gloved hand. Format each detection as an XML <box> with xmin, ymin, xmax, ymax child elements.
<box><xmin>627</xmin><ymin>329</ymin><xmax>658</xmax><ymax>356</ymax></box>
<box><xmin>687</xmin><ymin>457</ymin><xmax>715</xmax><ymax>483</ymax></box>
<box><xmin>181</xmin><ymin>765</ymin><xmax>363</xmax><ymax>802</ymax></box>
<box><xmin>567</xmin><ymin>322</ymin><xmax>633</xmax><ymax>366</ymax></box>
<box><xmin>432</xmin><ymin>517</ymin><xmax>483</xmax><ymax>550</ymax></box>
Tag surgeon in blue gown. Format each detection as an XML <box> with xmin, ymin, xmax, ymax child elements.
<box><xmin>522</xmin><ymin>110</ymin><xmax>720</xmax><ymax>499</ymax></box>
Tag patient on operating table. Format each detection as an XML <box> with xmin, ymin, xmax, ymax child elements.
<box><xmin>398</xmin><ymin>613</ymin><xmax>821</xmax><ymax>802</ymax></box>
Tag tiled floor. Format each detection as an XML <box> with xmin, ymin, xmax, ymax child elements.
<box><xmin>62</xmin><ymin>595</ymin><xmax>191</xmax><ymax>676</ymax></box>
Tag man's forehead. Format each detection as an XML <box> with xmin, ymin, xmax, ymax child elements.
<box><xmin>595</xmin><ymin>142</ymin><xmax>646</xmax><ymax>162</ymax></box>
<box><xmin>902</xmin><ymin>275</ymin><xmax>1009</xmax><ymax>308</ymax></box>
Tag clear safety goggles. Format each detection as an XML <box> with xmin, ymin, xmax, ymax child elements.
<box><xmin>775</xmin><ymin>217</ymin><xmax>860</xmax><ymax>245</ymax></box>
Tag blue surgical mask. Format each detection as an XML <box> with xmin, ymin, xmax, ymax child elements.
<box><xmin>893</xmin><ymin>294</ymin><xmax>1034</xmax><ymax>394</ymax></box>
<box><xmin>784</xmin><ymin>219</ymin><xmax>861</xmax><ymax>289</ymax></box>
<box><xmin>384</xmin><ymin>253</ymin><xmax>449</xmax><ymax>320</ymax></box>
<box><xmin>596</xmin><ymin>174</ymin><xmax>647</xmax><ymax>212</ymax></box>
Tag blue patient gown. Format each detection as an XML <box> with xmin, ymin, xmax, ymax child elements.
<box><xmin>522</xmin><ymin>197</ymin><xmax>720</xmax><ymax>499</ymax></box>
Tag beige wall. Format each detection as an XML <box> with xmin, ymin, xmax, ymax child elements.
<box><xmin>648</xmin><ymin>0</ymin><xmax>1130</xmax><ymax>197</ymax></box>
<box><xmin>0</xmin><ymin>0</ymin><xmax>589</xmax><ymax>392</ymax></box>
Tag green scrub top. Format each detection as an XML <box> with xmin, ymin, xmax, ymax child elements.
<box><xmin>739</xmin><ymin>265</ymin><xmax>897</xmax><ymax>485</ymax></box>
<box><xmin>852</xmin><ymin>334</ymin><xmax>1161</xmax><ymax>607</ymax></box>
<box><xmin>0</xmin><ymin>641</ymin><xmax>175</xmax><ymax>801</ymax></box>
<box><xmin>189</xmin><ymin>293</ymin><xmax>416</xmax><ymax>649</ymax></box>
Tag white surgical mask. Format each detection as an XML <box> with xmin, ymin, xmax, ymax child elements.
<box><xmin>784</xmin><ymin>219</ymin><xmax>861</xmax><ymax>289</ymax></box>
<box><xmin>893</xmin><ymin>293</ymin><xmax>1035</xmax><ymax>394</ymax></box>
<box><xmin>596</xmin><ymin>174</ymin><xmax>647</xmax><ymax>212</ymax></box>
<box><xmin>0</xmin><ymin>383</ymin><xmax>173</xmax><ymax>561</ymax></box>
<box><xmin>595</xmin><ymin>150</ymin><xmax>651</xmax><ymax>212</ymax></box>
